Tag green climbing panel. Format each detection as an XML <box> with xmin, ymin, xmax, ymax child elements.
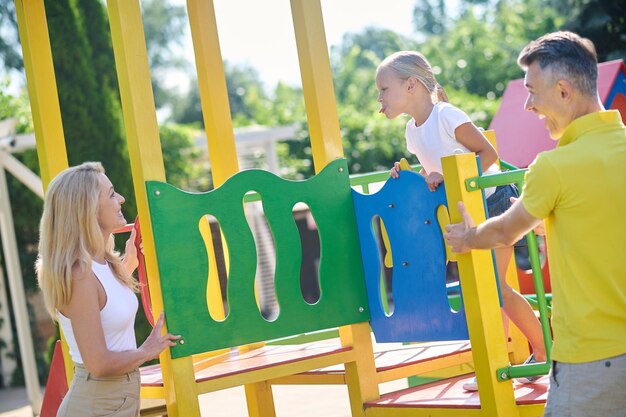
<box><xmin>146</xmin><ymin>159</ymin><xmax>369</xmax><ymax>358</ymax></box>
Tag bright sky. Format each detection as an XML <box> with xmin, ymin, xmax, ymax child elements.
<box><xmin>171</xmin><ymin>0</ymin><xmax>418</xmax><ymax>90</ymax></box>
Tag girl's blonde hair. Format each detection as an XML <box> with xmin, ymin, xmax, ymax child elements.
<box><xmin>36</xmin><ymin>162</ymin><xmax>138</xmax><ymax>319</ymax></box>
<box><xmin>377</xmin><ymin>51</ymin><xmax>448</xmax><ymax>103</ymax></box>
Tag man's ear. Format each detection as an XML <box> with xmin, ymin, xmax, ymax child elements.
<box><xmin>556</xmin><ymin>79</ymin><xmax>574</xmax><ymax>102</ymax></box>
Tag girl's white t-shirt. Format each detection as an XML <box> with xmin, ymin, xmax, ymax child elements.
<box><xmin>405</xmin><ymin>102</ymin><xmax>498</xmax><ymax>197</ymax></box>
<box><xmin>58</xmin><ymin>260</ymin><xmax>138</xmax><ymax>364</ymax></box>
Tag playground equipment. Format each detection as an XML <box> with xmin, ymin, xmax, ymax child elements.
<box><xmin>16</xmin><ymin>0</ymin><xmax>551</xmax><ymax>416</ymax></box>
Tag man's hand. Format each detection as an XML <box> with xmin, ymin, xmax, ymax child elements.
<box><xmin>444</xmin><ymin>202</ymin><xmax>476</xmax><ymax>253</ymax></box>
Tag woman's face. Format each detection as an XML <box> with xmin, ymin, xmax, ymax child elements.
<box><xmin>96</xmin><ymin>173</ymin><xmax>126</xmax><ymax>234</ymax></box>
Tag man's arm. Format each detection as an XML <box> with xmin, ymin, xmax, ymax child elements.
<box><xmin>444</xmin><ymin>198</ymin><xmax>543</xmax><ymax>253</ymax></box>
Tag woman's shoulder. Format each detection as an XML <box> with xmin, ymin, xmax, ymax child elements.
<box><xmin>70</xmin><ymin>261</ymin><xmax>99</xmax><ymax>290</ymax></box>
<box><xmin>60</xmin><ymin>262</ymin><xmax>100</xmax><ymax>317</ymax></box>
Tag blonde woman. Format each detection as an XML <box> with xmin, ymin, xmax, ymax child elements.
<box><xmin>37</xmin><ymin>162</ymin><xmax>178</xmax><ymax>417</ymax></box>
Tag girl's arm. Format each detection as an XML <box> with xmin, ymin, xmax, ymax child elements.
<box><xmin>62</xmin><ymin>265</ymin><xmax>178</xmax><ymax>377</ymax></box>
<box><xmin>454</xmin><ymin>123</ymin><xmax>498</xmax><ymax>172</ymax></box>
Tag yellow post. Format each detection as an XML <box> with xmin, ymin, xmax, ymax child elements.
<box><xmin>14</xmin><ymin>0</ymin><xmax>68</xmax><ymax>188</ymax></box>
<box><xmin>245</xmin><ymin>381</ymin><xmax>277</xmax><ymax>417</ymax></box>
<box><xmin>290</xmin><ymin>0</ymin><xmax>343</xmax><ymax>171</ymax></box>
<box><xmin>187</xmin><ymin>0</ymin><xmax>239</xmax><ymax>186</ymax></box>
<box><xmin>442</xmin><ymin>153</ymin><xmax>518</xmax><ymax>417</ymax></box>
<box><xmin>15</xmin><ymin>0</ymin><xmax>72</xmax><ymax>386</ymax></box>
<box><xmin>342</xmin><ymin>322</ymin><xmax>379</xmax><ymax>417</ymax></box>
<box><xmin>290</xmin><ymin>3</ymin><xmax>378</xmax><ymax>415</ymax></box>
<box><xmin>106</xmin><ymin>1</ymin><xmax>198</xmax><ymax>416</ymax></box>
<box><xmin>186</xmin><ymin>0</ymin><xmax>233</xmax><ymax>321</ymax></box>
<box><xmin>484</xmin><ymin>130</ymin><xmax>530</xmax><ymax>363</ymax></box>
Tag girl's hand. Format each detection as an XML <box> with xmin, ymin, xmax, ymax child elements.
<box><xmin>425</xmin><ymin>172</ymin><xmax>444</xmax><ymax>192</ymax></box>
<box><xmin>122</xmin><ymin>228</ymin><xmax>139</xmax><ymax>275</ymax></box>
<box><xmin>389</xmin><ymin>161</ymin><xmax>402</xmax><ymax>179</ymax></box>
<box><xmin>139</xmin><ymin>313</ymin><xmax>181</xmax><ymax>361</ymax></box>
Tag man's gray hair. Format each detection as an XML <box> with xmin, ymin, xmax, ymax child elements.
<box><xmin>517</xmin><ymin>31</ymin><xmax>598</xmax><ymax>97</ymax></box>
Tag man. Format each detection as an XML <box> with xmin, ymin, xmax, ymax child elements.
<box><xmin>444</xmin><ymin>31</ymin><xmax>626</xmax><ymax>417</ymax></box>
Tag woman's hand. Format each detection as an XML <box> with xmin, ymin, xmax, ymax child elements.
<box><xmin>121</xmin><ymin>228</ymin><xmax>139</xmax><ymax>275</ymax></box>
<box><xmin>139</xmin><ymin>313</ymin><xmax>181</xmax><ymax>361</ymax></box>
<box><xmin>425</xmin><ymin>172</ymin><xmax>444</xmax><ymax>192</ymax></box>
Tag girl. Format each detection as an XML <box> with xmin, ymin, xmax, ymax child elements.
<box><xmin>36</xmin><ymin>162</ymin><xmax>179</xmax><ymax>416</ymax></box>
<box><xmin>376</xmin><ymin>51</ymin><xmax>546</xmax><ymax>391</ymax></box>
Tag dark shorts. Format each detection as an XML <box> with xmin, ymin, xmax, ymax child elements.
<box><xmin>486</xmin><ymin>184</ymin><xmax>527</xmax><ymax>247</ymax></box>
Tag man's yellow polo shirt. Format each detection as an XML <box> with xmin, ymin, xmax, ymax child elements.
<box><xmin>522</xmin><ymin>110</ymin><xmax>626</xmax><ymax>363</ymax></box>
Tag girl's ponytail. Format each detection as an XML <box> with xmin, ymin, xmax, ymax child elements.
<box><xmin>436</xmin><ymin>83</ymin><xmax>449</xmax><ymax>103</ymax></box>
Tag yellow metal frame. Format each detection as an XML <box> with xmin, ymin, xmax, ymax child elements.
<box><xmin>484</xmin><ymin>130</ymin><xmax>531</xmax><ymax>364</ymax></box>
<box><xmin>441</xmin><ymin>153</ymin><xmax>518</xmax><ymax>416</ymax></box>
<box><xmin>14</xmin><ymin>0</ymin><xmax>72</xmax><ymax>386</ymax></box>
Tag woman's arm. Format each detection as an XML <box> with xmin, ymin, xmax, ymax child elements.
<box><xmin>454</xmin><ymin>122</ymin><xmax>498</xmax><ymax>173</ymax></box>
<box><xmin>62</xmin><ymin>265</ymin><xmax>177</xmax><ymax>377</ymax></box>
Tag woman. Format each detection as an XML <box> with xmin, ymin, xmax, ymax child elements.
<box><xmin>36</xmin><ymin>162</ymin><xmax>178</xmax><ymax>417</ymax></box>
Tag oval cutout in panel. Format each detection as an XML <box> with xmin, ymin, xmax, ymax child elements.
<box><xmin>372</xmin><ymin>215</ymin><xmax>394</xmax><ymax>316</ymax></box>
<box><xmin>293</xmin><ymin>203</ymin><xmax>321</xmax><ymax>305</ymax></box>
<box><xmin>244</xmin><ymin>197</ymin><xmax>279</xmax><ymax>321</ymax></box>
<box><xmin>199</xmin><ymin>214</ymin><xmax>229</xmax><ymax>321</ymax></box>
<box><xmin>446</xmin><ymin>262</ymin><xmax>462</xmax><ymax>313</ymax></box>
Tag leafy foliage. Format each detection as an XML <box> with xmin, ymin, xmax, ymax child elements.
<box><xmin>554</xmin><ymin>0</ymin><xmax>626</xmax><ymax>62</ymax></box>
<box><xmin>141</xmin><ymin>0</ymin><xmax>189</xmax><ymax>108</ymax></box>
<box><xmin>415</xmin><ymin>0</ymin><xmax>565</xmax><ymax>97</ymax></box>
<box><xmin>0</xmin><ymin>0</ymin><xmax>22</xmax><ymax>71</ymax></box>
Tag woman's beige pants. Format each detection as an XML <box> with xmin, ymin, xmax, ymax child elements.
<box><xmin>57</xmin><ymin>363</ymin><xmax>140</xmax><ymax>417</ymax></box>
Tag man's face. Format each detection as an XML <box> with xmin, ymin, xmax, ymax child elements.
<box><xmin>523</xmin><ymin>61</ymin><xmax>570</xmax><ymax>139</ymax></box>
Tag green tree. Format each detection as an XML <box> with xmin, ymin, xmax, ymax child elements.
<box><xmin>74</xmin><ymin>0</ymin><xmax>120</xmax><ymax>95</ymax></box>
<box><xmin>555</xmin><ymin>0</ymin><xmax>626</xmax><ymax>62</ymax></box>
<box><xmin>172</xmin><ymin>62</ymin><xmax>274</xmax><ymax>128</ymax></box>
<box><xmin>45</xmin><ymin>0</ymin><xmax>135</xmax><ymax>214</ymax></box>
<box><xmin>141</xmin><ymin>0</ymin><xmax>188</xmax><ymax>108</ymax></box>
<box><xmin>412</xmin><ymin>0</ymin><xmax>448</xmax><ymax>35</ymax></box>
<box><xmin>0</xmin><ymin>0</ymin><xmax>22</xmax><ymax>72</ymax></box>
<box><xmin>332</xmin><ymin>28</ymin><xmax>417</xmax><ymax>108</ymax></box>
<box><xmin>417</xmin><ymin>0</ymin><xmax>564</xmax><ymax>98</ymax></box>
<box><xmin>159</xmin><ymin>123</ymin><xmax>205</xmax><ymax>190</ymax></box>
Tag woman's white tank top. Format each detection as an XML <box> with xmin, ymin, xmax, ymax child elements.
<box><xmin>58</xmin><ymin>260</ymin><xmax>138</xmax><ymax>364</ymax></box>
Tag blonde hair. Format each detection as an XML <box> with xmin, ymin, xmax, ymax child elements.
<box><xmin>377</xmin><ymin>51</ymin><xmax>448</xmax><ymax>103</ymax></box>
<box><xmin>36</xmin><ymin>162</ymin><xmax>138</xmax><ymax>319</ymax></box>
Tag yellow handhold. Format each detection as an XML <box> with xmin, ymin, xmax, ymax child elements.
<box><xmin>437</xmin><ymin>205</ymin><xmax>457</xmax><ymax>263</ymax></box>
<box><xmin>381</xmin><ymin>221</ymin><xmax>393</xmax><ymax>268</ymax></box>
<box><xmin>381</xmin><ymin>158</ymin><xmax>411</xmax><ymax>268</ymax></box>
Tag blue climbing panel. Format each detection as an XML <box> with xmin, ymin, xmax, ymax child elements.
<box><xmin>352</xmin><ymin>170</ymin><xmax>469</xmax><ymax>342</ymax></box>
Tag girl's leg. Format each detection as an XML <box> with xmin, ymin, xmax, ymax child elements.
<box><xmin>495</xmin><ymin>246</ymin><xmax>547</xmax><ymax>362</ymax></box>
